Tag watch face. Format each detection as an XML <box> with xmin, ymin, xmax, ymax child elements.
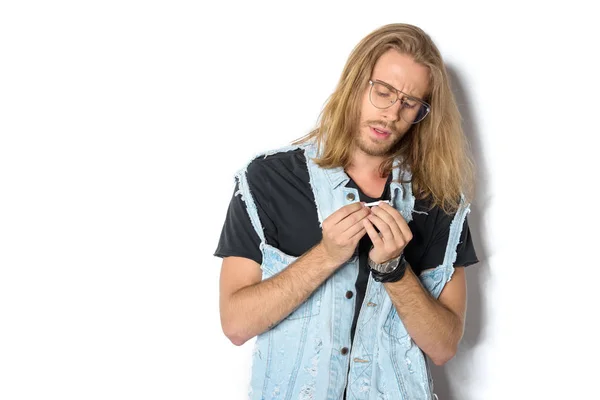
<box><xmin>380</xmin><ymin>259</ymin><xmax>399</xmax><ymax>273</ymax></box>
<box><xmin>370</xmin><ymin>257</ymin><xmax>400</xmax><ymax>273</ymax></box>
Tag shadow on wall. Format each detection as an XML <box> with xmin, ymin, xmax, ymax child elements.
<box><xmin>429</xmin><ymin>65</ymin><xmax>492</xmax><ymax>400</ymax></box>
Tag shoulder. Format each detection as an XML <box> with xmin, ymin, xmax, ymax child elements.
<box><xmin>411</xmin><ymin>197</ymin><xmax>455</xmax><ymax>230</ymax></box>
<box><xmin>244</xmin><ymin>146</ymin><xmax>309</xmax><ymax>184</ymax></box>
<box><xmin>413</xmin><ymin>195</ymin><xmax>469</xmax><ymax>219</ymax></box>
<box><xmin>411</xmin><ymin>196</ymin><xmax>471</xmax><ymax>239</ymax></box>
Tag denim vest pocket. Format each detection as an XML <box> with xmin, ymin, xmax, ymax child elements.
<box><xmin>261</xmin><ymin>244</ymin><xmax>323</xmax><ymax>320</ymax></box>
<box><xmin>382</xmin><ymin>266</ymin><xmax>448</xmax><ymax>345</ymax></box>
<box><xmin>383</xmin><ymin>307</ymin><xmax>411</xmax><ymax>345</ymax></box>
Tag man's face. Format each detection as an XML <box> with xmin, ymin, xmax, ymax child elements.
<box><xmin>356</xmin><ymin>49</ymin><xmax>431</xmax><ymax>157</ymax></box>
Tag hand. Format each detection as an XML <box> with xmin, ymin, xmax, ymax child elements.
<box><xmin>319</xmin><ymin>202</ymin><xmax>370</xmax><ymax>266</ymax></box>
<box><xmin>363</xmin><ymin>202</ymin><xmax>413</xmax><ymax>264</ymax></box>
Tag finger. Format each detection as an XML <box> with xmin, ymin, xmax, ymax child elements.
<box><xmin>327</xmin><ymin>202</ymin><xmax>365</xmax><ymax>225</ymax></box>
<box><xmin>366</xmin><ymin>212</ymin><xmax>395</xmax><ymax>244</ymax></box>
<box><xmin>337</xmin><ymin>206</ymin><xmax>370</xmax><ymax>234</ymax></box>
<box><xmin>342</xmin><ymin>217</ymin><xmax>368</xmax><ymax>240</ymax></box>
<box><xmin>349</xmin><ymin>225</ymin><xmax>367</xmax><ymax>242</ymax></box>
<box><xmin>363</xmin><ymin>219</ymin><xmax>384</xmax><ymax>248</ymax></box>
<box><xmin>378</xmin><ymin>202</ymin><xmax>412</xmax><ymax>239</ymax></box>
<box><xmin>370</xmin><ymin>206</ymin><xmax>403</xmax><ymax>241</ymax></box>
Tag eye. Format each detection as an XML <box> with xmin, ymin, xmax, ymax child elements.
<box><xmin>376</xmin><ymin>91</ymin><xmax>392</xmax><ymax>98</ymax></box>
<box><xmin>373</xmin><ymin>82</ymin><xmax>394</xmax><ymax>97</ymax></box>
<box><xmin>401</xmin><ymin>98</ymin><xmax>418</xmax><ymax>109</ymax></box>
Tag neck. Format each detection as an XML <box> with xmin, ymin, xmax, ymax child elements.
<box><xmin>346</xmin><ymin>148</ymin><xmax>387</xmax><ymax>179</ymax></box>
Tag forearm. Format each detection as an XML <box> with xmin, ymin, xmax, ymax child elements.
<box><xmin>384</xmin><ymin>265</ymin><xmax>464</xmax><ymax>365</ymax></box>
<box><xmin>224</xmin><ymin>244</ymin><xmax>338</xmax><ymax>345</ymax></box>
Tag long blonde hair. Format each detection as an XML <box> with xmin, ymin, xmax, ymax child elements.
<box><xmin>294</xmin><ymin>23</ymin><xmax>475</xmax><ymax>214</ymax></box>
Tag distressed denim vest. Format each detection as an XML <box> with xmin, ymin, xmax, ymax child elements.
<box><xmin>234</xmin><ymin>142</ymin><xmax>470</xmax><ymax>400</ymax></box>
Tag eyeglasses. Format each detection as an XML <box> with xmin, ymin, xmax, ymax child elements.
<box><xmin>368</xmin><ymin>80</ymin><xmax>431</xmax><ymax>124</ymax></box>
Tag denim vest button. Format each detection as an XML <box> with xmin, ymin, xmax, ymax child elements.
<box><xmin>345</xmin><ymin>291</ymin><xmax>353</xmax><ymax>299</ymax></box>
<box><xmin>341</xmin><ymin>347</ymin><xmax>349</xmax><ymax>355</ymax></box>
<box><xmin>346</xmin><ymin>193</ymin><xmax>355</xmax><ymax>201</ymax></box>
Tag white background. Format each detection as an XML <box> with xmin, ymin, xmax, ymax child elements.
<box><xmin>1</xmin><ymin>1</ymin><xmax>599</xmax><ymax>399</ymax></box>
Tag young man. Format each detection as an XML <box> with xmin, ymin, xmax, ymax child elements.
<box><xmin>215</xmin><ymin>23</ymin><xmax>479</xmax><ymax>399</ymax></box>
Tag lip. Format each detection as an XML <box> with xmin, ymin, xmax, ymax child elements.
<box><xmin>369</xmin><ymin>126</ymin><xmax>392</xmax><ymax>136</ymax></box>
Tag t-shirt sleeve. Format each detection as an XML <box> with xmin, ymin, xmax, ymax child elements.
<box><xmin>213</xmin><ymin>180</ymin><xmax>263</xmax><ymax>265</ymax></box>
<box><xmin>213</xmin><ymin>161</ymin><xmax>278</xmax><ymax>265</ymax></box>
<box><xmin>454</xmin><ymin>217</ymin><xmax>479</xmax><ymax>267</ymax></box>
<box><xmin>420</xmin><ymin>211</ymin><xmax>479</xmax><ymax>270</ymax></box>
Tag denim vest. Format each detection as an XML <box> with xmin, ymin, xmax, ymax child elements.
<box><xmin>234</xmin><ymin>142</ymin><xmax>470</xmax><ymax>400</ymax></box>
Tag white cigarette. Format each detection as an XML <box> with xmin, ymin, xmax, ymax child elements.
<box><xmin>364</xmin><ymin>200</ymin><xmax>391</xmax><ymax>207</ymax></box>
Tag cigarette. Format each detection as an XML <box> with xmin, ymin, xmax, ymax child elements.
<box><xmin>364</xmin><ymin>200</ymin><xmax>391</xmax><ymax>207</ymax></box>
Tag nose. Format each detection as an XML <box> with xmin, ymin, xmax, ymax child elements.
<box><xmin>380</xmin><ymin>99</ymin><xmax>402</xmax><ymax>122</ymax></box>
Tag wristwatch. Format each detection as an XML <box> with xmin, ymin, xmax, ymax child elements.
<box><xmin>368</xmin><ymin>253</ymin><xmax>408</xmax><ymax>283</ymax></box>
<box><xmin>368</xmin><ymin>254</ymin><xmax>405</xmax><ymax>273</ymax></box>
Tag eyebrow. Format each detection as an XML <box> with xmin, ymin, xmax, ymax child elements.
<box><xmin>373</xmin><ymin>79</ymin><xmax>426</xmax><ymax>102</ymax></box>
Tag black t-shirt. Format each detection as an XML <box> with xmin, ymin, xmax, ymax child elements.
<box><xmin>214</xmin><ymin>149</ymin><xmax>479</xmax><ymax>343</ymax></box>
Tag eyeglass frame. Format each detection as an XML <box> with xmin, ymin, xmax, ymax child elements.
<box><xmin>368</xmin><ymin>79</ymin><xmax>431</xmax><ymax>124</ymax></box>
